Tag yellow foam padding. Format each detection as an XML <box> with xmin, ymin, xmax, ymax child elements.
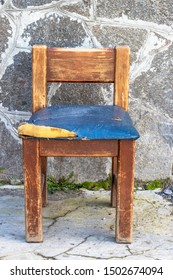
<box><xmin>18</xmin><ymin>123</ymin><xmax>77</xmax><ymax>138</ymax></box>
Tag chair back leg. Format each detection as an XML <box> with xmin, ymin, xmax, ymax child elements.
<box><xmin>111</xmin><ymin>157</ymin><xmax>117</xmax><ymax>208</ymax></box>
<box><xmin>41</xmin><ymin>157</ymin><xmax>47</xmax><ymax>207</ymax></box>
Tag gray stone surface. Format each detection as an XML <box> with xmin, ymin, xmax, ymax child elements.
<box><xmin>0</xmin><ymin>0</ymin><xmax>173</xmax><ymax>181</ymax></box>
<box><xmin>96</xmin><ymin>0</ymin><xmax>173</xmax><ymax>26</ymax></box>
<box><xmin>0</xmin><ymin>15</ymin><xmax>12</xmax><ymax>63</ymax></box>
<box><xmin>50</xmin><ymin>83</ymin><xmax>112</xmax><ymax>105</ymax></box>
<box><xmin>0</xmin><ymin>52</ymin><xmax>32</xmax><ymax>111</ymax></box>
<box><xmin>22</xmin><ymin>13</ymin><xmax>93</xmax><ymax>48</ymax></box>
<box><xmin>60</xmin><ymin>0</ymin><xmax>91</xmax><ymax>18</ymax></box>
<box><xmin>0</xmin><ymin>187</ymin><xmax>172</xmax><ymax>260</ymax></box>
<box><xmin>12</xmin><ymin>0</ymin><xmax>57</xmax><ymax>9</ymax></box>
<box><xmin>49</xmin><ymin>157</ymin><xmax>111</xmax><ymax>183</ymax></box>
<box><xmin>0</xmin><ymin>122</ymin><xmax>22</xmax><ymax>180</ymax></box>
<box><xmin>90</xmin><ymin>24</ymin><xmax>148</xmax><ymax>62</ymax></box>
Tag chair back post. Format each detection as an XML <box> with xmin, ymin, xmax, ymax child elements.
<box><xmin>114</xmin><ymin>46</ymin><xmax>130</xmax><ymax>111</ymax></box>
<box><xmin>32</xmin><ymin>45</ymin><xmax>47</xmax><ymax>113</ymax></box>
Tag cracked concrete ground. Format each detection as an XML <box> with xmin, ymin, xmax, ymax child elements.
<box><xmin>0</xmin><ymin>187</ymin><xmax>173</xmax><ymax>260</ymax></box>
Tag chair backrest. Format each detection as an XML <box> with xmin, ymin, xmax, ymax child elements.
<box><xmin>32</xmin><ymin>45</ymin><xmax>130</xmax><ymax>113</ymax></box>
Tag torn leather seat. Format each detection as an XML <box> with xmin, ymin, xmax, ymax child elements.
<box><xmin>18</xmin><ymin>105</ymin><xmax>139</xmax><ymax>140</ymax></box>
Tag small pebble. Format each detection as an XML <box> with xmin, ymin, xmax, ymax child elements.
<box><xmin>163</xmin><ymin>188</ymin><xmax>173</xmax><ymax>195</ymax></box>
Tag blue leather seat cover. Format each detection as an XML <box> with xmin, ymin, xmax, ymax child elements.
<box><xmin>28</xmin><ymin>105</ymin><xmax>140</xmax><ymax>140</ymax></box>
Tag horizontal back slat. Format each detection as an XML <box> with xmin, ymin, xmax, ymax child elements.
<box><xmin>47</xmin><ymin>48</ymin><xmax>115</xmax><ymax>82</ymax></box>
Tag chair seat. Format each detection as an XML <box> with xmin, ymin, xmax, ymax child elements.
<box><xmin>27</xmin><ymin>105</ymin><xmax>139</xmax><ymax>140</ymax></box>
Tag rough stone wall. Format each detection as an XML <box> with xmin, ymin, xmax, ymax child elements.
<box><xmin>0</xmin><ymin>0</ymin><xmax>173</xmax><ymax>182</ymax></box>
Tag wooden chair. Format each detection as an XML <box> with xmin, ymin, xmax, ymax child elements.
<box><xmin>18</xmin><ymin>45</ymin><xmax>139</xmax><ymax>243</ymax></box>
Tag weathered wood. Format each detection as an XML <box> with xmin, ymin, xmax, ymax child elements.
<box><xmin>111</xmin><ymin>157</ymin><xmax>117</xmax><ymax>208</ymax></box>
<box><xmin>41</xmin><ymin>157</ymin><xmax>47</xmax><ymax>207</ymax></box>
<box><xmin>114</xmin><ymin>46</ymin><xmax>130</xmax><ymax>111</ymax></box>
<box><xmin>116</xmin><ymin>140</ymin><xmax>135</xmax><ymax>243</ymax></box>
<box><xmin>20</xmin><ymin>45</ymin><xmax>138</xmax><ymax>244</ymax></box>
<box><xmin>23</xmin><ymin>139</ymin><xmax>42</xmax><ymax>242</ymax></box>
<box><xmin>40</xmin><ymin>140</ymin><xmax>118</xmax><ymax>157</ymax></box>
<box><xmin>112</xmin><ymin>46</ymin><xmax>130</xmax><ymax>202</ymax></box>
<box><xmin>32</xmin><ymin>45</ymin><xmax>47</xmax><ymax>113</ymax></box>
<box><xmin>47</xmin><ymin>48</ymin><xmax>115</xmax><ymax>82</ymax></box>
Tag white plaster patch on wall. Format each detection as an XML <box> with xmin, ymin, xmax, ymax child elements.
<box><xmin>137</xmin><ymin>32</ymin><xmax>167</xmax><ymax>60</ymax></box>
<box><xmin>105</xmin><ymin>157</ymin><xmax>111</xmax><ymax>176</ymax></box>
<box><xmin>0</xmin><ymin>47</ymin><xmax>30</xmax><ymax>79</ymax></box>
<box><xmin>48</xmin><ymin>83</ymin><xmax>61</xmax><ymax>105</ymax></box>
<box><xmin>89</xmin><ymin>0</ymin><xmax>95</xmax><ymax>20</ymax></box>
<box><xmin>0</xmin><ymin>103</ymin><xmax>31</xmax><ymax>142</ymax></box>
<box><xmin>80</xmin><ymin>35</ymin><xmax>93</xmax><ymax>47</ymax></box>
<box><xmin>97</xmin><ymin>14</ymin><xmax>173</xmax><ymax>40</ymax></box>
<box><xmin>130</xmin><ymin>31</ymin><xmax>172</xmax><ymax>82</ymax></box>
<box><xmin>85</xmin><ymin>22</ymin><xmax>103</xmax><ymax>47</ymax></box>
<box><xmin>0</xmin><ymin>110</ymin><xmax>20</xmax><ymax>143</ymax></box>
<box><xmin>0</xmin><ymin>12</ymin><xmax>18</xmax><ymax>75</ymax></box>
<box><xmin>100</xmin><ymin>84</ymin><xmax>113</xmax><ymax>105</ymax></box>
<box><xmin>59</xmin><ymin>0</ymin><xmax>83</xmax><ymax>9</ymax></box>
<box><xmin>16</xmin><ymin>10</ymin><xmax>50</xmax><ymax>48</ymax></box>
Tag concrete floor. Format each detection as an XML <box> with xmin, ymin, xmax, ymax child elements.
<box><xmin>0</xmin><ymin>186</ymin><xmax>173</xmax><ymax>260</ymax></box>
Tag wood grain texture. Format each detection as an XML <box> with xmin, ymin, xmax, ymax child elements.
<box><xmin>41</xmin><ymin>157</ymin><xmax>47</xmax><ymax>207</ymax></box>
<box><xmin>32</xmin><ymin>45</ymin><xmax>47</xmax><ymax>113</ymax></box>
<box><xmin>23</xmin><ymin>139</ymin><xmax>43</xmax><ymax>242</ymax></box>
<box><xmin>114</xmin><ymin>46</ymin><xmax>130</xmax><ymax>110</ymax></box>
<box><xmin>47</xmin><ymin>48</ymin><xmax>115</xmax><ymax>82</ymax></box>
<box><xmin>116</xmin><ymin>140</ymin><xmax>135</xmax><ymax>243</ymax></box>
<box><xmin>40</xmin><ymin>140</ymin><xmax>118</xmax><ymax>157</ymax></box>
<box><xmin>111</xmin><ymin>157</ymin><xmax>117</xmax><ymax>208</ymax></box>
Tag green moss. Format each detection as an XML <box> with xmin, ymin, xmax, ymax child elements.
<box><xmin>0</xmin><ymin>179</ymin><xmax>10</xmax><ymax>186</ymax></box>
<box><xmin>145</xmin><ymin>180</ymin><xmax>162</xmax><ymax>190</ymax></box>
<box><xmin>135</xmin><ymin>178</ymin><xmax>172</xmax><ymax>191</ymax></box>
<box><xmin>47</xmin><ymin>173</ymin><xmax>79</xmax><ymax>193</ymax></box>
<box><xmin>47</xmin><ymin>172</ymin><xmax>111</xmax><ymax>194</ymax></box>
<box><xmin>0</xmin><ymin>167</ymin><xmax>5</xmax><ymax>173</ymax></box>
<box><xmin>47</xmin><ymin>174</ymin><xmax>173</xmax><ymax>194</ymax></box>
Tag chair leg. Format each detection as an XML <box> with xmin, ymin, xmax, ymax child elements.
<box><xmin>23</xmin><ymin>139</ymin><xmax>43</xmax><ymax>242</ymax></box>
<box><xmin>111</xmin><ymin>157</ymin><xmax>117</xmax><ymax>208</ymax></box>
<box><xmin>116</xmin><ymin>140</ymin><xmax>135</xmax><ymax>243</ymax></box>
<box><xmin>41</xmin><ymin>157</ymin><xmax>47</xmax><ymax>207</ymax></box>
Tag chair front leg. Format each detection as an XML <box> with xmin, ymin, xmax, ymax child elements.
<box><xmin>23</xmin><ymin>139</ymin><xmax>43</xmax><ymax>242</ymax></box>
<box><xmin>116</xmin><ymin>140</ymin><xmax>135</xmax><ymax>243</ymax></box>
